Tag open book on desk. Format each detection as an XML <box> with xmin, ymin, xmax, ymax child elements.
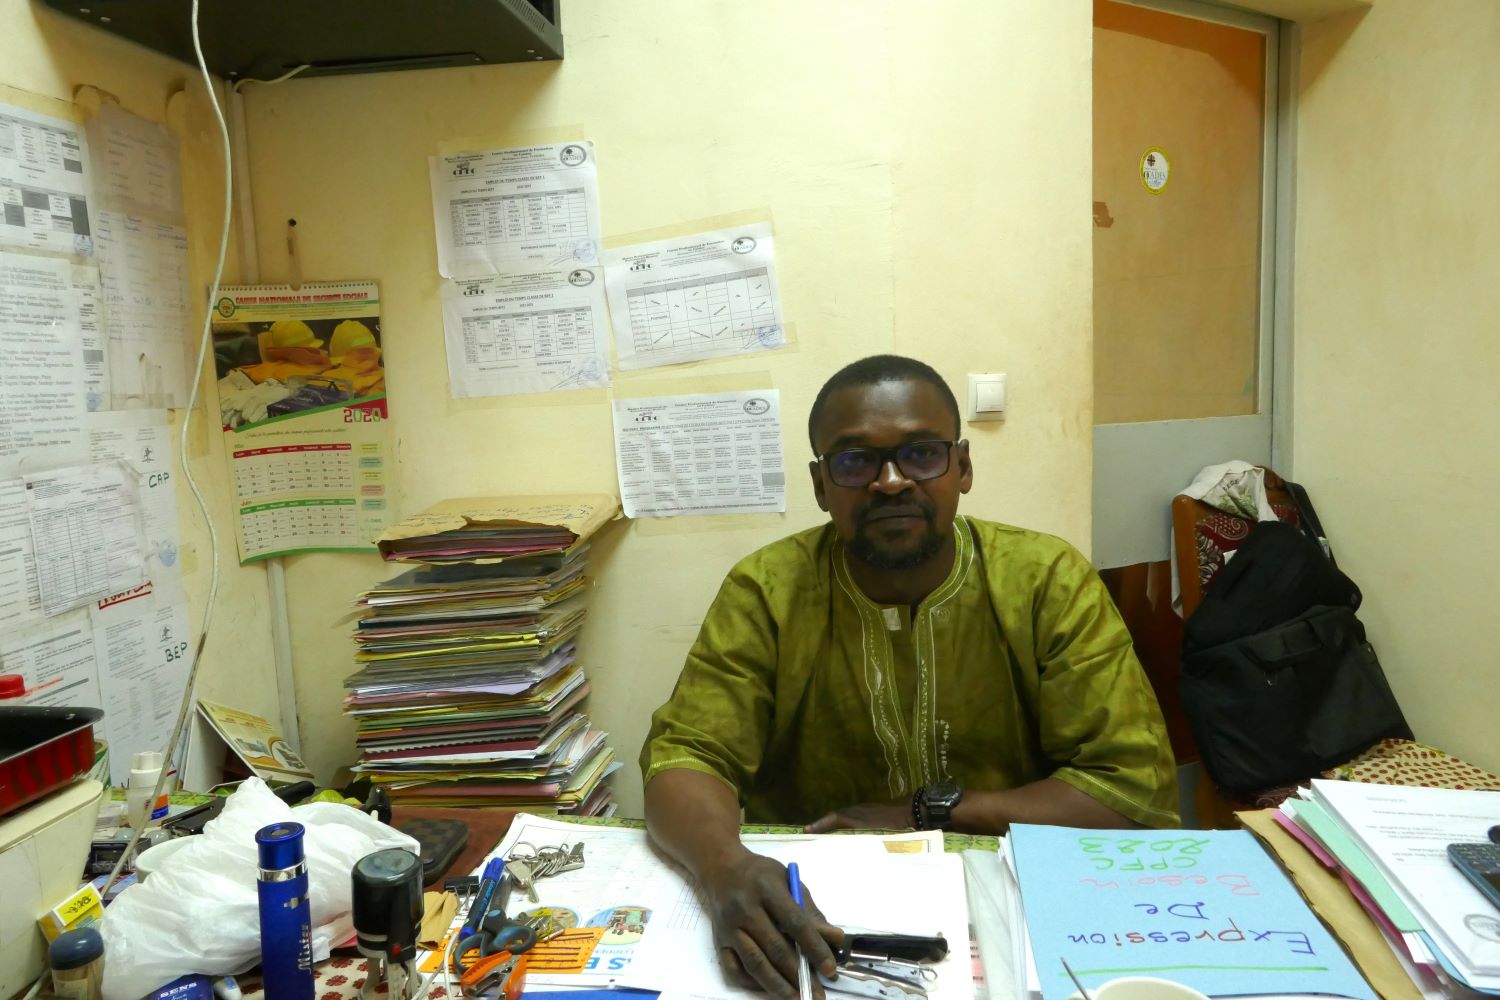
<box><xmin>1001</xmin><ymin>824</ymin><xmax>1379</xmax><ymax>1000</ymax></box>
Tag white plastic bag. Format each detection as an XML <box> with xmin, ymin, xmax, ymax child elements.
<box><xmin>99</xmin><ymin>778</ymin><xmax>418</xmax><ymax>1000</ymax></box>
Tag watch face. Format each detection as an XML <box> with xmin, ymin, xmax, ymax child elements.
<box><xmin>927</xmin><ymin>782</ymin><xmax>962</xmax><ymax>807</ymax></box>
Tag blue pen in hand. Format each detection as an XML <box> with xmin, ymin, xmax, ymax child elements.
<box><xmin>787</xmin><ymin>863</ymin><xmax>814</xmax><ymax>1000</ymax></box>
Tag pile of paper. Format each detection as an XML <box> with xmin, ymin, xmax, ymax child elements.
<box><xmin>1001</xmin><ymin>823</ymin><xmax>1379</xmax><ymax>1000</ymax></box>
<box><xmin>346</xmin><ymin>496</ymin><xmax>621</xmax><ymax>813</ymax></box>
<box><xmin>1271</xmin><ymin>780</ymin><xmax>1500</xmax><ymax>997</ymax></box>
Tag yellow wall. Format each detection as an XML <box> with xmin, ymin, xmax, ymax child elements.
<box><xmin>241</xmin><ymin>0</ymin><xmax>1094</xmax><ymax>814</ymax></box>
<box><xmin>1294</xmin><ymin>0</ymin><xmax>1500</xmax><ymax>772</ymax></box>
<box><xmin>0</xmin><ymin>2</ymin><xmax>283</xmax><ymax>727</ymax></box>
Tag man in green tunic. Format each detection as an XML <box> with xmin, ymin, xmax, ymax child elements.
<box><xmin>640</xmin><ymin>355</ymin><xmax>1177</xmax><ymax>999</ymax></box>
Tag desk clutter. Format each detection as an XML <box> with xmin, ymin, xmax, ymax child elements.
<box><xmin>344</xmin><ymin>496</ymin><xmax>622</xmax><ymax>815</ymax></box>
<box><xmin>6</xmin><ymin>780</ymin><xmax>1500</xmax><ymax>1000</ymax></box>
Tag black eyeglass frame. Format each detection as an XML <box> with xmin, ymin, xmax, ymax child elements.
<box><xmin>814</xmin><ymin>439</ymin><xmax>963</xmax><ymax>489</ymax></box>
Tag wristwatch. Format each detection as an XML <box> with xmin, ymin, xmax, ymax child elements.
<box><xmin>914</xmin><ymin>782</ymin><xmax>963</xmax><ymax>831</ymax></box>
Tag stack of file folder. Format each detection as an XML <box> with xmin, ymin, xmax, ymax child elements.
<box><xmin>1266</xmin><ymin>779</ymin><xmax>1500</xmax><ymax>998</ymax></box>
<box><xmin>345</xmin><ymin>495</ymin><xmax>621</xmax><ymax>814</ymax></box>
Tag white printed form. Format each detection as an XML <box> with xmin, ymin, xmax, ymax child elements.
<box><xmin>86</xmin><ymin>410</ymin><xmax>182</xmax><ymax>601</ymax></box>
<box><xmin>0</xmin><ymin>610</ymin><xmax>101</xmax><ymax>710</ymax></box>
<box><xmin>604</xmin><ymin>223</ymin><xmax>785</xmax><ymax>370</ymax></box>
<box><xmin>0</xmin><ymin>102</ymin><xmax>95</xmax><ymax>257</ymax></box>
<box><xmin>441</xmin><ymin>266</ymin><xmax>610</xmax><ymax>397</ymax></box>
<box><xmin>89</xmin><ymin>596</ymin><xmax>191</xmax><ymax>784</ymax></box>
<box><xmin>429</xmin><ymin>141</ymin><xmax>600</xmax><ymax>278</ymax></box>
<box><xmin>0</xmin><ymin>477</ymin><xmax>43</xmax><ymax>627</ymax></box>
<box><xmin>612</xmin><ymin>390</ymin><xmax>784</xmax><ymax>519</ymax></box>
<box><xmin>93</xmin><ymin>211</ymin><xmax>192</xmax><ymax>408</ymax></box>
<box><xmin>86</xmin><ymin>102</ymin><xmax>184</xmax><ymax>220</ymax></box>
<box><xmin>0</xmin><ymin>250</ymin><xmax>88</xmax><ymax>478</ymax></box>
<box><xmin>70</xmin><ymin>263</ymin><xmax>108</xmax><ymax>411</ymax></box>
<box><xmin>23</xmin><ymin>461</ymin><xmax>147</xmax><ymax>616</ymax></box>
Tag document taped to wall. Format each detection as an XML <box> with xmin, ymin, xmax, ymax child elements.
<box><xmin>603</xmin><ymin>222</ymin><xmax>786</xmax><ymax>370</ymax></box>
<box><xmin>211</xmin><ymin>282</ymin><xmax>393</xmax><ymax>562</ymax></box>
<box><xmin>611</xmin><ymin>390</ymin><xmax>785</xmax><ymax>518</ymax></box>
<box><xmin>0</xmin><ymin>101</ymin><xmax>96</xmax><ymax>257</ymax></box>
<box><xmin>440</xmin><ymin>266</ymin><xmax>611</xmax><ymax>397</ymax></box>
<box><xmin>429</xmin><ymin>141</ymin><xmax>601</xmax><ymax>279</ymax></box>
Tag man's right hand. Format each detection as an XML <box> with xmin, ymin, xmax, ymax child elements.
<box><xmin>700</xmin><ymin>848</ymin><xmax>842</xmax><ymax>999</ymax></box>
<box><xmin>644</xmin><ymin>770</ymin><xmax>844</xmax><ymax>998</ymax></box>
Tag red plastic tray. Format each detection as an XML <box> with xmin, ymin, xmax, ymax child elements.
<box><xmin>0</xmin><ymin>706</ymin><xmax>104</xmax><ymax>818</ymax></box>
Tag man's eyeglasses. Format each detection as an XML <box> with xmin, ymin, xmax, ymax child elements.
<box><xmin>817</xmin><ymin>440</ymin><xmax>960</xmax><ymax>488</ymax></box>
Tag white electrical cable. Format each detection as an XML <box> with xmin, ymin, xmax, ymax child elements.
<box><xmin>232</xmin><ymin>64</ymin><xmax>311</xmax><ymax>92</ymax></box>
<box><xmin>101</xmin><ymin>0</ymin><xmax>232</xmax><ymax>894</ymax></box>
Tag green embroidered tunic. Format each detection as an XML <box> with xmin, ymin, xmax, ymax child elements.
<box><xmin>640</xmin><ymin>516</ymin><xmax>1179</xmax><ymax>827</ymax></box>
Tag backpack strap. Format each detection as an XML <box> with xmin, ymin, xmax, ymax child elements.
<box><xmin>1284</xmin><ymin>480</ymin><xmax>1337</xmax><ymax>568</ymax></box>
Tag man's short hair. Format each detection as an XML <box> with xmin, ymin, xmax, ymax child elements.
<box><xmin>807</xmin><ymin>354</ymin><xmax>962</xmax><ymax>452</ymax></box>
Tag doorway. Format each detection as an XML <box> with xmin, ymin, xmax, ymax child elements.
<box><xmin>1090</xmin><ymin>0</ymin><xmax>1289</xmax><ymax>825</ymax></box>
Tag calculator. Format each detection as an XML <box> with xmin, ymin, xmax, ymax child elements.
<box><xmin>1447</xmin><ymin>842</ymin><xmax>1500</xmax><ymax>912</ymax></box>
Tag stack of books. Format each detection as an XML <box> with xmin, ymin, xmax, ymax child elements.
<box><xmin>344</xmin><ymin>495</ymin><xmax>621</xmax><ymax>814</ymax></box>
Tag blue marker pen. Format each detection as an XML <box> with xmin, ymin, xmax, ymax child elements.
<box><xmin>255</xmin><ymin>822</ymin><xmax>314</xmax><ymax>1000</ymax></box>
<box><xmin>787</xmin><ymin>863</ymin><xmax>813</xmax><ymax>1000</ymax></box>
<box><xmin>464</xmin><ymin>857</ymin><xmax>509</xmax><ymax>937</ymax></box>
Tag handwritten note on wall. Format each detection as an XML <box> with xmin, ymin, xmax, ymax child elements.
<box><xmin>1009</xmin><ymin>825</ymin><xmax>1376</xmax><ymax>1000</ymax></box>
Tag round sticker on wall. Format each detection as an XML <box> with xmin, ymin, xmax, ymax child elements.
<box><xmin>1140</xmin><ymin>147</ymin><xmax>1171</xmax><ymax>193</ymax></box>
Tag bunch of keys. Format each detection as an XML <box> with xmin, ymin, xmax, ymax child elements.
<box><xmin>502</xmin><ymin>842</ymin><xmax>585</xmax><ymax>902</ymax></box>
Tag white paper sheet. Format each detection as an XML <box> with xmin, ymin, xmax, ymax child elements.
<box><xmin>604</xmin><ymin>223</ymin><xmax>785</xmax><ymax>370</ymax></box>
<box><xmin>612</xmin><ymin>390</ymin><xmax>785</xmax><ymax>518</ymax></box>
<box><xmin>0</xmin><ymin>477</ymin><xmax>44</xmax><ymax>627</ymax></box>
<box><xmin>429</xmin><ymin>142</ymin><xmax>601</xmax><ymax>278</ymax></box>
<box><xmin>0</xmin><ymin>250</ymin><xmax>88</xmax><ymax>477</ymax></box>
<box><xmin>86</xmin><ymin>102</ymin><xmax>184</xmax><ymax>221</ymax></box>
<box><xmin>440</xmin><ymin>266</ymin><xmax>610</xmax><ymax>397</ymax></box>
<box><xmin>0</xmin><ymin>609</ymin><xmax>101</xmax><ymax>709</ymax></box>
<box><xmin>450</xmin><ymin>813</ymin><xmax>963</xmax><ymax>1000</ymax></box>
<box><xmin>89</xmin><ymin>596</ymin><xmax>190</xmax><ymax>784</ymax></box>
<box><xmin>85</xmin><ymin>410</ymin><xmax>182</xmax><ymax>601</ymax></box>
<box><xmin>70</xmin><ymin>263</ymin><xmax>109</xmax><ymax>412</ymax></box>
<box><xmin>1312</xmin><ymin>779</ymin><xmax>1500</xmax><ymax>981</ymax></box>
<box><xmin>93</xmin><ymin>211</ymin><xmax>192</xmax><ymax>408</ymax></box>
<box><xmin>0</xmin><ymin>102</ymin><xmax>95</xmax><ymax>257</ymax></box>
<box><xmin>23</xmin><ymin>461</ymin><xmax>147</xmax><ymax>616</ymax></box>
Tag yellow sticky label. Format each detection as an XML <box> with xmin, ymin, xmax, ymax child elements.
<box><xmin>40</xmin><ymin>885</ymin><xmax>103</xmax><ymax>941</ymax></box>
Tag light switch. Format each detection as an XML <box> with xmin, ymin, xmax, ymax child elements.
<box><xmin>966</xmin><ymin>373</ymin><xmax>1007</xmax><ymax>421</ymax></box>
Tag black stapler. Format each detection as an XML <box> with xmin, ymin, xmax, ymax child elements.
<box><xmin>820</xmin><ymin>932</ymin><xmax>949</xmax><ymax>1000</ymax></box>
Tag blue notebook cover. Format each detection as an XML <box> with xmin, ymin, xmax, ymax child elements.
<box><xmin>1009</xmin><ymin>824</ymin><xmax>1378</xmax><ymax>1000</ymax></box>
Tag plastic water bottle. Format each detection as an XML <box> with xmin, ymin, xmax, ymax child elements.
<box><xmin>255</xmin><ymin>822</ymin><xmax>314</xmax><ymax>1000</ymax></box>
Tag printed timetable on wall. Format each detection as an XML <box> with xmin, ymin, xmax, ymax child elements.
<box><xmin>603</xmin><ymin>223</ymin><xmax>786</xmax><ymax>370</ymax></box>
<box><xmin>0</xmin><ymin>102</ymin><xmax>95</xmax><ymax>257</ymax></box>
<box><xmin>440</xmin><ymin>266</ymin><xmax>611</xmax><ymax>397</ymax></box>
<box><xmin>429</xmin><ymin>141</ymin><xmax>601</xmax><ymax>279</ymax></box>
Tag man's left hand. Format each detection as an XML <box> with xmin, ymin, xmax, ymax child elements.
<box><xmin>804</xmin><ymin>799</ymin><xmax>911</xmax><ymax>833</ymax></box>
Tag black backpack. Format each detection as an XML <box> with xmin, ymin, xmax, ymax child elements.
<box><xmin>1179</xmin><ymin>493</ymin><xmax>1412</xmax><ymax>793</ymax></box>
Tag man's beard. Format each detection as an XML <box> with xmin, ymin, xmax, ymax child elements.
<box><xmin>847</xmin><ymin>501</ymin><xmax>945</xmax><ymax>571</ymax></box>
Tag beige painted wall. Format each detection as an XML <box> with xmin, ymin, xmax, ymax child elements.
<box><xmin>0</xmin><ymin>3</ymin><xmax>282</xmax><ymax>731</ymax></box>
<box><xmin>241</xmin><ymin>0</ymin><xmax>1094</xmax><ymax>815</ymax></box>
<box><xmin>1294</xmin><ymin>0</ymin><xmax>1500</xmax><ymax>772</ymax></box>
